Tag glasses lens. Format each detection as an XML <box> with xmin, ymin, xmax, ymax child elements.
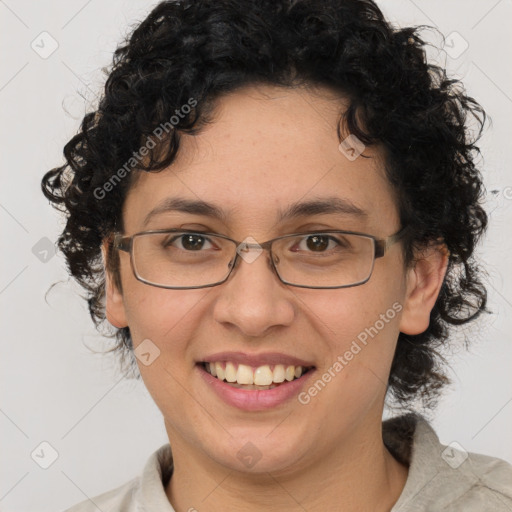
<box><xmin>131</xmin><ymin>232</ymin><xmax>235</xmax><ymax>288</ymax></box>
<box><xmin>272</xmin><ymin>232</ymin><xmax>375</xmax><ymax>288</ymax></box>
<box><xmin>129</xmin><ymin>231</ymin><xmax>376</xmax><ymax>289</ymax></box>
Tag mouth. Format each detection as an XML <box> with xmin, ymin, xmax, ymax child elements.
<box><xmin>199</xmin><ymin>361</ymin><xmax>316</xmax><ymax>390</ymax></box>
<box><xmin>196</xmin><ymin>351</ymin><xmax>317</xmax><ymax>410</ymax></box>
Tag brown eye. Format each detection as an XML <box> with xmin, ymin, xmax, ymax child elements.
<box><xmin>306</xmin><ymin>235</ymin><xmax>330</xmax><ymax>252</ymax></box>
<box><xmin>163</xmin><ymin>233</ymin><xmax>213</xmax><ymax>251</ymax></box>
<box><xmin>291</xmin><ymin>234</ymin><xmax>350</xmax><ymax>254</ymax></box>
<box><xmin>181</xmin><ymin>234</ymin><xmax>206</xmax><ymax>250</ymax></box>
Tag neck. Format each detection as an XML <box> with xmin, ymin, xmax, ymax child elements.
<box><xmin>165</xmin><ymin>418</ymin><xmax>409</xmax><ymax>512</ymax></box>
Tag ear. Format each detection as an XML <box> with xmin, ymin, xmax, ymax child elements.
<box><xmin>399</xmin><ymin>242</ymin><xmax>449</xmax><ymax>335</ymax></box>
<box><xmin>102</xmin><ymin>241</ymin><xmax>128</xmax><ymax>328</ymax></box>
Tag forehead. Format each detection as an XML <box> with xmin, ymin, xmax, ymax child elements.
<box><xmin>123</xmin><ymin>84</ymin><xmax>399</xmax><ymax>234</ymax></box>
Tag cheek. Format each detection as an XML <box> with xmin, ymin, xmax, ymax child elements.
<box><xmin>122</xmin><ymin>284</ymin><xmax>210</xmax><ymax>353</ymax></box>
<box><xmin>296</xmin><ymin>288</ymin><xmax>404</xmax><ymax>424</ymax></box>
<box><xmin>123</xmin><ymin>287</ymin><xmax>214</xmax><ymax>423</ymax></box>
<box><xmin>300</xmin><ymin>269</ymin><xmax>405</xmax><ymax>375</ymax></box>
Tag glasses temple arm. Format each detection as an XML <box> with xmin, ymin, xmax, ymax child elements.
<box><xmin>113</xmin><ymin>233</ymin><xmax>132</xmax><ymax>253</ymax></box>
<box><xmin>374</xmin><ymin>226</ymin><xmax>411</xmax><ymax>258</ymax></box>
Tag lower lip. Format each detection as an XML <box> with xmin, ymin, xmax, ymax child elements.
<box><xmin>197</xmin><ymin>364</ymin><xmax>316</xmax><ymax>411</ymax></box>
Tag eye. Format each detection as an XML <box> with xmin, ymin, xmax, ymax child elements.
<box><xmin>165</xmin><ymin>233</ymin><xmax>215</xmax><ymax>251</ymax></box>
<box><xmin>295</xmin><ymin>234</ymin><xmax>344</xmax><ymax>253</ymax></box>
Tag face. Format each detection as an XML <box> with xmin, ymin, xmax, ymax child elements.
<box><xmin>106</xmin><ymin>84</ymin><xmax>445</xmax><ymax>475</ymax></box>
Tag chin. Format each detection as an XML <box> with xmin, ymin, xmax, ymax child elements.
<box><xmin>207</xmin><ymin>425</ymin><xmax>312</xmax><ymax>475</ymax></box>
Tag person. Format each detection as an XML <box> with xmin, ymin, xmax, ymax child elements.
<box><xmin>42</xmin><ymin>0</ymin><xmax>512</xmax><ymax>510</ymax></box>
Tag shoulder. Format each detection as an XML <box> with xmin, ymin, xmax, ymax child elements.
<box><xmin>448</xmin><ymin>448</ymin><xmax>512</xmax><ymax>510</ymax></box>
<box><xmin>63</xmin><ymin>478</ymin><xmax>140</xmax><ymax>512</ymax></box>
<box><xmin>386</xmin><ymin>414</ymin><xmax>512</xmax><ymax>511</ymax></box>
<box><xmin>62</xmin><ymin>444</ymin><xmax>175</xmax><ymax>512</ymax></box>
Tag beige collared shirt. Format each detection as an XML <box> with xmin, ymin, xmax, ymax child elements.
<box><xmin>63</xmin><ymin>415</ymin><xmax>512</xmax><ymax>511</ymax></box>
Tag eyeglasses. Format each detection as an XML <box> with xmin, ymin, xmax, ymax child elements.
<box><xmin>113</xmin><ymin>227</ymin><xmax>408</xmax><ymax>290</ymax></box>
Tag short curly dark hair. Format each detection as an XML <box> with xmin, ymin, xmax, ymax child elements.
<box><xmin>42</xmin><ymin>0</ymin><xmax>488</xmax><ymax>409</ymax></box>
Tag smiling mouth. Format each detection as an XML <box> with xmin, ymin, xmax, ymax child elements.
<box><xmin>200</xmin><ymin>361</ymin><xmax>315</xmax><ymax>390</ymax></box>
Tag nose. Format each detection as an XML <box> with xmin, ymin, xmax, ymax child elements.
<box><xmin>212</xmin><ymin>247</ymin><xmax>295</xmax><ymax>338</ymax></box>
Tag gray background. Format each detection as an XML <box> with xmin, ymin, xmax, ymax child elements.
<box><xmin>1</xmin><ymin>1</ymin><xmax>511</xmax><ymax>511</ymax></box>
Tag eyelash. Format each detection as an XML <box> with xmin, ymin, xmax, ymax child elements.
<box><xmin>162</xmin><ymin>231</ymin><xmax>347</xmax><ymax>253</ymax></box>
<box><xmin>164</xmin><ymin>233</ymin><xmax>216</xmax><ymax>250</ymax></box>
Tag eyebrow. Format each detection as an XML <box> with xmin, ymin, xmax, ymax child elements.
<box><xmin>278</xmin><ymin>196</ymin><xmax>367</xmax><ymax>221</ymax></box>
<box><xmin>143</xmin><ymin>198</ymin><xmax>227</xmax><ymax>226</ymax></box>
<box><xmin>143</xmin><ymin>196</ymin><xmax>367</xmax><ymax>227</ymax></box>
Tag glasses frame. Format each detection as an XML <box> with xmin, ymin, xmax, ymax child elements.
<box><xmin>113</xmin><ymin>226</ymin><xmax>409</xmax><ymax>290</ymax></box>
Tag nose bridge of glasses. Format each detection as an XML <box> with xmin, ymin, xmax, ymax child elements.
<box><xmin>225</xmin><ymin>237</ymin><xmax>280</xmax><ymax>280</ymax></box>
<box><xmin>233</xmin><ymin>235</ymin><xmax>271</xmax><ymax>258</ymax></box>
<box><xmin>237</xmin><ymin>241</ymin><xmax>265</xmax><ymax>252</ymax></box>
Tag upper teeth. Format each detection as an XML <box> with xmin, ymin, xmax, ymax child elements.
<box><xmin>205</xmin><ymin>362</ymin><xmax>307</xmax><ymax>386</ymax></box>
